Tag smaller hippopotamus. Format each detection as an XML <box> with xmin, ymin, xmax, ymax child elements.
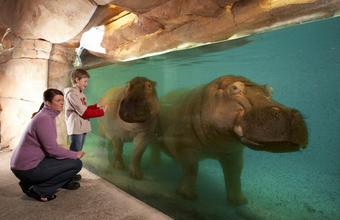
<box><xmin>150</xmin><ymin>75</ymin><xmax>308</xmax><ymax>206</ymax></box>
<box><xmin>98</xmin><ymin>77</ymin><xmax>160</xmax><ymax>179</ymax></box>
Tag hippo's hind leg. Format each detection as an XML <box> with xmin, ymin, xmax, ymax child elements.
<box><xmin>150</xmin><ymin>144</ymin><xmax>162</xmax><ymax>166</ymax></box>
<box><xmin>176</xmin><ymin>147</ymin><xmax>199</xmax><ymax>200</ymax></box>
<box><xmin>218</xmin><ymin>150</ymin><xmax>248</xmax><ymax>206</ymax></box>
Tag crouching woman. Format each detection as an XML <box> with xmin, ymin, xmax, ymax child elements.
<box><xmin>10</xmin><ymin>88</ymin><xmax>85</xmax><ymax>202</ymax></box>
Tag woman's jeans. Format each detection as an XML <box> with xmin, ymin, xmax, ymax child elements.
<box><xmin>12</xmin><ymin>157</ymin><xmax>82</xmax><ymax>197</ymax></box>
<box><xmin>69</xmin><ymin>133</ymin><xmax>87</xmax><ymax>152</ymax></box>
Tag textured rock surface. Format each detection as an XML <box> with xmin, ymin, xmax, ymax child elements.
<box><xmin>0</xmin><ymin>0</ymin><xmax>339</xmax><ymax>65</ymax></box>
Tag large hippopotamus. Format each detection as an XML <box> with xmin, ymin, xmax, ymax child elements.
<box><xmin>98</xmin><ymin>77</ymin><xmax>160</xmax><ymax>179</ymax></box>
<box><xmin>150</xmin><ymin>75</ymin><xmax>308</xmax><ymax>206</ymax></box>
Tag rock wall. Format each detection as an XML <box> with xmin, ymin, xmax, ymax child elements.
<box><xmin>48</xmin><ymin>44</ymin><xmax>76</xmax><ymax>148</ymax></box>
<box><xmin>0</xmin><ymin>39</ymin><xmax>74</xmax><ymax>150</ymax></box>
<box><xmin>0</xmin><ymin>39</ymin><xmax>49</xmax><ymax>150</ymax></box>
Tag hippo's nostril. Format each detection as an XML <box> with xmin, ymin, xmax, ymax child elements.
<box><xmin>272</xmin><ymin>106</ymin><xmax>281</xmax><ymax>111</ymax></box>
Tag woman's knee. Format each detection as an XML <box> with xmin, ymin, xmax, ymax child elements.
<box><xmin>73</xmin><ymin>159</ymin><xmax>83</xmax><ymax>170</ymax></box>
<box><xmin>65</xmin><ymin>159</ymin><xmax>82</xmax><ymax>173</ymax></box>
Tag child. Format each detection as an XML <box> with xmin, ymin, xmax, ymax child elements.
<box><xmin>64</xmin><ymin>68</ymin><xmax>108</xmax><ymax>153</ymax></box>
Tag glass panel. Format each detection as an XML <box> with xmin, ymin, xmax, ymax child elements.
<box><xmin>83</xmin><ymin>17</ymin><xmax>340</xmax><ymax>220</ymax></box>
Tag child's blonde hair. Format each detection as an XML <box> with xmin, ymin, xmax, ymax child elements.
<box><xmin>70</xmin><ymin>68</ymin><xmax>90</xmax><ymax>85</ymax></box>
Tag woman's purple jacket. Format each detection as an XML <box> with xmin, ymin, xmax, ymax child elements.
<box><xmin>10</xmin><ymin>105</ymin><xmax>77</xmax><ymax>171</ymax></box>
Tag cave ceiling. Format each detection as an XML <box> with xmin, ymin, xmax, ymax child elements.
<box><xmin>0</xmin><ymin>0</ymin><xmax>339</xmax><ymax>68</ymax></box>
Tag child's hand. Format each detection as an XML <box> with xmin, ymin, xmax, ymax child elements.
<box><xmin>97</xmin><ymin>98</ymin><xmax>103</xmax><ymax>108</ymax></box>
<box><xmin>97</xmin><ymin>98</ymin><xmax>108</xmax><ymax>112</ymax></box>
<box><xmin>102</xmin><ymin>103</ymin><xmax>108</xmax><ymax>112</ymax></box>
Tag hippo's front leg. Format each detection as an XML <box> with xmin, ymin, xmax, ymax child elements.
<box><xmin>218</xmin><ymin>149</ymin><xmax>248</xmax><ymax>206</ymax></box>
<box><xmin>176</xmin><ymin>147</ymin><xmax>199</xmax><ymax>200</ymax></box>
<box><xmin>129</xmin><ymin>135</ymin><xmax>150</xmax><ymax>179</ymax></box>
<box><xmin>109</xmin><ymin>138</ymin><xmax>125</xmax><ymax>170</ymax></box>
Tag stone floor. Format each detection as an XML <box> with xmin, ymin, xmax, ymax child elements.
<box><xmin>0</xmin><ymin>150</ymin><xmax>172</xmax><ymax>220</ymax></box>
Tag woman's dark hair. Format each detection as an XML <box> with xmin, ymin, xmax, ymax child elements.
<box><xmin>31</xmin><ymin>88</ymin><xmax>64</xmax><ymax>118</ymax></box>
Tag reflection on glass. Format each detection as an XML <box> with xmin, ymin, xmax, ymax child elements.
<box><xmin>83</xmin><ymin>17</ymin><xmax>340</xmax><ymax>220</ymax></box>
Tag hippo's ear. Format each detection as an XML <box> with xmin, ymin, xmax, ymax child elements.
<box><xmin>263</xmin><ymin>85</ymin><xmax>273</xmax><ymax>98</ymax></box>
<box><xmin>150</xmin><ymin>80</ymin><xmax>156</xmax><ymax>87</ymax></box>
<box><xmin>125</xmin><ymin>82</ymin><xmax>131</xmax><ymax>91</ymax></box>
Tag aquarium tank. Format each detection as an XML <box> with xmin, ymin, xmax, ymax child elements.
<box><xmin>81</xmin><ymin>17</ymin><xmax>339</xmax><ymax>220</ymax></box>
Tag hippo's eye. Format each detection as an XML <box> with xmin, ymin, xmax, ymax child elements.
<box><xmin>230</xmin><ymin>85</ymin><xmax>240</xmax><ymax>94</ymax></box>
<box><xmin>229</xmin><ymin>82</ymin><xmax>245</xmax><ymax>95</ymax></box>
<box><xmin>216</xmin><ymin>82</ymin><xmax>222</xmax><ymax>89</ymax></box>
<box><xmin>145</xmin><ymin>82</ymin><xmax>152</xmax><ymax>89</ymax></box>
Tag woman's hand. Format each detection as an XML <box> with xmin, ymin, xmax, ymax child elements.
<box><xmin>76</xmin><ymin>151</ymin><xmax>86</xmax><ymax>159</ymax></box>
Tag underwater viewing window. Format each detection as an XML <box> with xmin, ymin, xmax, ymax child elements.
<box><xmin>82</xmin><ymin>17</ymin><xmax>340</xmax><ymax>220</ymax></box>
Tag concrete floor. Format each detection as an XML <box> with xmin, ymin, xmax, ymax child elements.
<box><xmin>0</xmin><ymin>150</ymin><xmax>172</xmax><ymax>220</ymax></box>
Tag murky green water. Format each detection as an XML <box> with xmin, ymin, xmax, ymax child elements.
<box><xmin>83</xmin><ymin>17</ymin><xmax>340</xmax><ymax>220</ymax></box>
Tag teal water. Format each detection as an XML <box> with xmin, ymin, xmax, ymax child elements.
<box><xmin>83</xmin><ymin>17</ymin><xmax>340</xmax><ymax>220</ymax></box>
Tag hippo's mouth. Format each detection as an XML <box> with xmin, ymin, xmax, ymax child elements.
<box><xmin>239</xmin><ymin>137</ymin><xmax>303</xmax><ymax>153</ymax></box>
<box><xmin>233</xmin><ymin>105</ymin><xmax>308</xmax><ymax>153</ymax></box>
<box><xmin>234</xmin><ymin>125</ymin><xmax>306</xmax><ymax>153</ymax></box>
<box><xmin>119</xmin><ymin>97</ymin><xmax>152</xmax><ymax>123</ymax></box>
<box><xmin>120</xmin><ymin>115</ymin><xmax>150</xmax><ymax>123</ymax></box>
